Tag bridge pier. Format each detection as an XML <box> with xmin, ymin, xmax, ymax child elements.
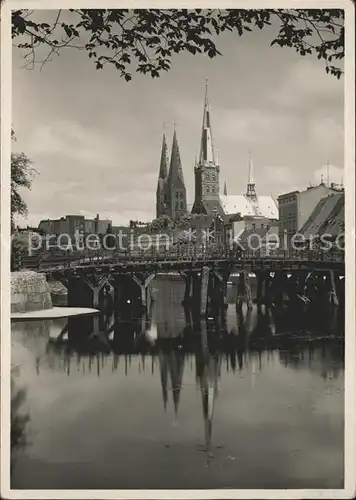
<box><xmin>271</xmin><ymin>271</ymin><xmax>287</xmax><ymax>307</ymax></box>
<box><xmin>200</xmin><ymin>266</ymin><xmax>210</xmax><ymax>317</ymax></box>
<box><xmin>256</xmin><ymin>271</ymin><xmax>268</xmax><ymax>305</ymax></box>
<box><xmin>328</xmin><ymin>270</ymin><xmax>339</xmax><ymax>307</ymax></box>
<box><xmin>180</xmin><ymin>271</ymin><xmax>193</xmax><ymax>306</ymax></box>
<box><xmin>83</xmin><ymin>276</ymin><xmax>110</xmax><ymax>309</ymax></box>
<box><xmin>191</xmin><ymin>271</ymin><xmax>202</xmax><ymax>311</ymax></box>
<box><xmin>209</xmin><ymin>270</ymin><xmax>229</xmax><ymax>312</ymax></box>
<box><xmin>131</xmin><ymin>273</ymin><xmax>155</xmax><ymax>311</ymax></box>
<box><xmin>236</xmin><ymin>271</ymin><xmax>253</xmax><ymax>311</ymax></box>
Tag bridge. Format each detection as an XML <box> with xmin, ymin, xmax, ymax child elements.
<box><xmin>18</xmin><ymin>248</ymin><xmax>345</xmax><ymax>318</ymax></box>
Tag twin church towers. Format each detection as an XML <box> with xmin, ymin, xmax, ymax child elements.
<box><xmin>156</xmin><ymin>82</ymin><xmax>224</xmax><ymax>220</ymax></box>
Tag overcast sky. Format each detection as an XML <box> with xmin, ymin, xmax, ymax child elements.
<box><xmin>12</xmin><ymin>10</ymin><xmax>344</xmax><ymax>227</ymax></box>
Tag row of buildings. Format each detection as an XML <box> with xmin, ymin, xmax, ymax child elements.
<box><xmin>38</xmin><ymin>213</ymin><xmax>111</xmax><ymax>236</ymax></box>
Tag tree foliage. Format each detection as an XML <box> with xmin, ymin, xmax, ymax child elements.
<box><xmin>11</xmin><ymin>131</ymin><xmax>36</xmax><ymax>231</ymax></box>
<box><xmin>12</xmin><ymin>9</ymin><xmax>344</xmax><ymax>78</ymax></box>
<box><xmin>150</xmin><ymin>214</ymin><xmax>174</xmax><ymax>232</ymax></box>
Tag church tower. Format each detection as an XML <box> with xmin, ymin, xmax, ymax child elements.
<box><xmin>156</xmin><ymin>132</ymin><xmax>169</xmax><ymax>218</ymax></box>
<box><xmin>192</xmin><ymin>82</ymin><xmax>220</xmax><ymax>215</ymax></box>
<box><xmin>166</xmin><ymin>128</ymin><xmax>187</xmax><ymax>220</ymax></box>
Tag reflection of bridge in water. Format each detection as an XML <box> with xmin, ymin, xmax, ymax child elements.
<box><xmin>12</xmin><ymin>299</ymin><xmax>344</xmax><ymax>463</ymax></box>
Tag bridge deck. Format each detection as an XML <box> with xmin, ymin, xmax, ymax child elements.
<box><xmin>38</xmin><ymin>254</ymin><xmax>344</xmax><ymax>276</ymax></box>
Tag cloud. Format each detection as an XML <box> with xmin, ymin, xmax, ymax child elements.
<box><xmin>270</xmin><ymin>58</ymin><xmax>343</xmax><ymax>109</ymax></box>
<box><xmin>28</xmin><ymin>121</ymin><xmax>118</xmax><ymax>167</ymax></box>
<box><xmin>308</xmin><ymin>117</ymin><xmax>344</xmax><ymax>158</ymax></box>
<box><xmin>217</xmin><ymin>108</ymin><xmax>301</xmax><ymax>148</ymax></box>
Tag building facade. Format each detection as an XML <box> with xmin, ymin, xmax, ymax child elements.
<box><xmin>277</xmin><ymin>184</ymin><xmax>343</xmax><ymax>243</ymax></box>
<box><xmin>38</xmin><ymin>214</ymin><xmax>112</xmax><ymax>238</ymax></box>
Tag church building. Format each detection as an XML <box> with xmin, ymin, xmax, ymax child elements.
<box><xmin>156</xmin><ymin>83</ymin><xmax>278</xmax><ymax>225</ymax></box>
<box><xmin>156</xmin><ymin>129</ymin><xmax>187</xmax><ymax>221</ymax></box>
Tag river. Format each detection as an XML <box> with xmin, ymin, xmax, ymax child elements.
<box><xmin>11</xmin><ymin>276</ymin><xmax>344</xmax><ymax>490</ymax></box>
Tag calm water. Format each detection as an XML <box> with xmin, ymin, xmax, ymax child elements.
<box><xmin>11</xmin><ymin>277</ymin><xmax>344</xmax><ymax>489</ymax></box>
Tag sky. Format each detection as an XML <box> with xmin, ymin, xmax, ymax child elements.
<box><xmin>12</xmin><ymin>10</ymin><xmax>344</xmax><ymax>227</ymax></box>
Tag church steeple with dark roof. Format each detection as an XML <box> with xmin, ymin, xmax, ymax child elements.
<box><xmin>168</xmin><ymin>128</ymin><xmax>185</xmax><ymax>189</ymax></box>
<box><xmin>191</xmin><ymin>81</ymin><xmax>221</xmax><ymax>216</ymax></box>
<box><xmin>159</xmin><ymin>130</ymin><xmax>168</xmax><ymax>179</ymax></box>
<box><xmin>199</xmin><ymin>79</ymin><xmax>215</xmax><ymax>165</ymax></box>
<box><xmin>166</xmin><ymin>128</ymin><xmax>187</xmax><ymax>220</ymax></box>
<box><xmin>156</xmin><ymin>131</ymin><xmax>169</xmax><ymax>218</ymax></box>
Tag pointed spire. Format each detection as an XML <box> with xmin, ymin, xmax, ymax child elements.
<box><xmin>168</xmin><ymin>128</ymin><xmax>185</xmax><ymax>189</ymax></box>
<box><xmin>246</xmin><ymin>151</ymin><xmax>257</xmax><ymax>198</ymax></box>
<box><xmin>326</xmin><ymin>160</ymin><xmax>330</xmax><ymax>187</ymax></box>
<box><xmin>158</xmin><ymin>129</ymin><xmax>169</xmax><ymax>179</ymax></box>
<box><xmin>248</xmin><ymin>151</ymin><xmax>254</xmax><ymax>184</ymax></box>
<box><xmin>223</xmin><ymin>180</ymin><xmax>227</xmax><ymax>196</ymax></box>
<box><xmin>199</xmin><ymin>80</ymin><xmax>215</xmax><ymax>165</ymax></box>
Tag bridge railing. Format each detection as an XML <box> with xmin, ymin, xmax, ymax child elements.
<box><xmin>17</xmin><ymin>245</ymin><xmax>345</xmax><ymax>272</ymax></box>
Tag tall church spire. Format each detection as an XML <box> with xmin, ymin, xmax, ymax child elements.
<box><xmin>156</xmin><ymin>130</ymin><xmax>169</xmax><ymax>218</ymax></box>
<box><xmin>159</xmin><ymin>131</ymin><xmax>168</xmax><ymax>179</ymax></box>
<box><xmin>199</xmin><ymin>79</ymin><xmax>215</xmax><ymax>165</ymax></box>
<box><xmin>168</xmin><ymin>129</ymin><xmax>185</xmax><ymax>189</ymax></box>
<box><xmin>246</xmin><ymin>151</ymin><xmax>257</xmax><ymax>198</ymax></box>
<box><xmin>223</xmin><ymin>180</ymin><xmax>227</xmax><ymax>196</ymax></box>
<box><xmin>166</xmin><ymin>128</ymin><xmax>187</xmax><ymax>220</ymax></box>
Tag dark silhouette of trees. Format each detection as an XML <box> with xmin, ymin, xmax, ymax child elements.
<box><xmin>12</xmin><ymin>9</ymin><xmax>344</xmax><ymax>78</ymax></box>
<box><xmin>11</xmin><ymin>131</ymin><xmax>36</xmax><ymax>232</ymax></box>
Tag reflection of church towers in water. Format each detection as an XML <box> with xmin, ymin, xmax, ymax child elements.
<box><xmin>195</xmin><ymin>323</ymin><xmax>222</xmax><ymax>455</ymax></box>
<box><xmin>158</xmin><ymin>349</ymin><xmax>185</xmax><ymax>414</ymax></box>
<box><xmin>198</xmin><ymin>354</ymin><xmax>221</xmax><ymax>454</ymax></box>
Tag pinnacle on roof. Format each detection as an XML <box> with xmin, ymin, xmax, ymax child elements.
<box><xmin>223</xmin><ymin>180</ymin><xmax>227</xmax><ymax>196</ymax></box>
<box><xmin>248</xmin><ymin>151</ymin><xmax>254</xmax><ymax>185</ymax></box>
<box><xmin>199</xmin><ymin>80</ymin><xmax>215</xmax><ymax>165</ymax></box>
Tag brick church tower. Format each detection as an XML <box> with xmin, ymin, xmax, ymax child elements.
<box><xmin>191</xmin><ymin>82</ymin><xmax>221</xmax><ymax>215</ymax></box>
<box><xmin>156</xmin><ymin>128</ymin><xmax>187</xmax><ymax>220</ymax></box>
